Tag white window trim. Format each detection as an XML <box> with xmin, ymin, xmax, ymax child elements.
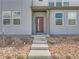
<box><xmin>62</xmin><ymin>0</ymin><xmax>69</xmax><ymax>6</ymax></box>
<box><xmin>67</xmin><ymin>12</ymin><xmax>77</xmax><ymax>26</ymax></box>
<box><xmin>55</xmin><ymin>1</ymin><xmax>69</xmax><ymax>7</ymax></box>
<box><xmin>2</xmin><ymin>11</ymin><xmax>12</xmax><ymax>25</ymax></box>
<box><xmin>12</xmin><ymin>11</ymin><xmax>21</xmax><ymax>25</ymax></box>
<box><xmin>55</xmin><ymin>1</ymin><xmax>62</xmax><ymax>7</ymax></box>
<box><xmin>2</xmin><ymin>11</ymin><xmax>21</xmax><ymax>25</ymax></box>
<box><xmin>62</xmin><ymin>2</ymin><xmax>69</xmax><ymax>6</ymax></box>
<box><xmin>54</xmin><ymin>12</ymin><xmax>64</xmax><ymax>26</ymax></box>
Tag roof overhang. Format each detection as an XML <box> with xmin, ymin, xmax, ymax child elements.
<box><xmin>32</xmin><ymin>6</ymin><xmax>79</xmax><ymax>12</ymax></box>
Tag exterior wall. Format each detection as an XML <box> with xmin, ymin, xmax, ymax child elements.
<box><xmin>0</xmin><ymin>0</ymin><xmax>79</xmax><ymax>35</ymax></box>
<box><xmin>0</xmin><ymin>0</ymin><xmax>32</xmax><ymax>35</ymax></box>
<box><xmin>49</xmin><ymin>0</ymin><xmax>79</xmax><ymax>6</ymax></box>
<box><xmin>33</xmin><ymin>0</ymin><xmax>48</xmax><ymax>6</ymax></box>
<box><xmin>50</xmin><ymin>10</ymin><xmax>79</xmax><ymax>35</ymax></box>
<box><xmin>0</xmin><ymin>0</ymin><xmax>2</xmax><ymax>34</ymax></box>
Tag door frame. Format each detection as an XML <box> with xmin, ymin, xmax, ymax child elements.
<box><xmin>36</xmin><ymin>16</ymin><xmax>44</xmax><ymax>33</ymax></box>
<box><xmin>32</xmin><ymin>12</ymin><xmax>47</xmax><ymax>34</ymax></box>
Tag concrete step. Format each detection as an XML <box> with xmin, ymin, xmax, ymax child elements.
<box><xmin>33</xmin><ymin>39</ymin><xmax>47</xmax><ymax>41</ymax></box>
<box><xmin>31</xmin><ymin>44</ymin><xmax>48</xmax><ymax>50</ymax></box>
<box><xmin>28</xmin><ymin>50</ymin><xmax>51</xmax><ymax>59</ymax></box>
<box><xmin>34</xmin><ymin>38</ymin><xmax>46</xmax><ymax>40</ymax></box>
<box><xmin>33</xmin><ymin>40</ymin><xmax>47</xmax><ymax>44</ymax></box>
<box><xmin>32</xmin><ymin>35</ymin><xmax>49</xmax><ymax>38</ymax></box>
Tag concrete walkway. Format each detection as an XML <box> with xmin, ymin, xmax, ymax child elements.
<box><xmin>28</xmin><ymin>35</ymin><xmax>51</xmax><ymax>59</ymax></box>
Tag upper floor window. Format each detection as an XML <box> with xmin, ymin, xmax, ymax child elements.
<box><xmin>49</xmin><ymin>2</ymin><xmax>54</xmax><ymax>7</ymax></box>
<box><xmin>56</xmin><ymin>2</ymin><xmax>62</xmax><ymax>7</ymax></box>
<box><xmin>39</xmin><ymin>0</ymin><xmax>43</xmax><ymax>2</ymax></box>
<box><xmin>63</xmin><ymin>2</ymin><xmax>69</xmax><ymax>6</ymax></box>
<box><xmin>68</xmin><ymin>12</ymin><xmax>77</xmax><ymax>25</ymax></box>
<box><xmin>55</xmin><ymin>13</ymin><xmax>63</xmax><ymax>25</ymax></box>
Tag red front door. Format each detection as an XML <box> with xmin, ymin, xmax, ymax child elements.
<box><xmin>36</xmin><ymin>17</ymin><xmax>44</xmax><ymax>33</ymax></box>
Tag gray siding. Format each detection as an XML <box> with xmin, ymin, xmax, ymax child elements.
<box><xmin>50</xmin><ymin>10</ymin><xmax>79</xmax><ymax>35</ymax></box>
<box><xmin>0</xmin><ymin>0</ymin><xmax>2</xmax><ymax>34</ymax></box>
<box><xmin>0</xmin><ymin>0</ymin><xmax>32</xmax><ymax>35</ymax></box>
<box><xmin>49</xmin><ymin>0</ymin><xmax>79</xmax><ymax>6</ymax></box>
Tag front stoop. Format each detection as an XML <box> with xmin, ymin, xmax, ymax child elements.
<box><xmin>28</xmin><ymin>50</ymin><xmax>51</xmax><ymax>59</ymax></box>
<box><xmin>28</xmin><ymin>35</ymin><xmax>51</xmax><ymax>59</ymax></box>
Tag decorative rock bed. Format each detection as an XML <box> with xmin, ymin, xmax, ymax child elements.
<box><xmin>48</xmin><ymin>36</ymin><xmax>79</xmax><ymax>59</ymax></box>
<box><xmin>0</xmin><ymin>36</ymin><xmax>33</xmax><ymax>59</ymax></box>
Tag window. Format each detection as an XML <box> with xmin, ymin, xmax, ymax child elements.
<box><xmin>55</xmin><ymin>13</ymin><xmax>63</xmax><ymax>25</ymax></box>
<box><xmin>2</xmin><ymin>11</ymin><xmax>11</xmax><ymax>25</ymax></box>
<box><xmin>3</xmin><ymin>19</ymin><xmax>10</xmax><ymax>25</ymax></box>
<box><xmin>68</xmin><ymin>12</ymin><xmax>77</xmax><ymax>25</ymax></box>
<box><xmin>13</xmin><ymin>19</ymin><xmax>20</xmax><ymax>25</ymax></box>
<box><xmin>56</xmin><ymin>2</ymin><xmax>62</xmax><ymax>7</ymax></box>
<box><xmin>12</xmin><ymin>11</ymin><xmax>21</xmax><ymax>25</ymax></box>
<box><xmin>64</xmin><ymin>2</ymin><xmax>69</xmax><ymax>6</ymax></box>
<box><xmin>39</xmin><ymin>0</ymin><xmax>42</xmax><ymax>1</ymax></box>
<box><xmin>49</xmin><ymin>2</ymin><xmax>54</xmax><ymax>7</ymax></box>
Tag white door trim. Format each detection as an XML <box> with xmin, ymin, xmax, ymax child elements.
<box><xmin>32</xmin><ymin>12</ymin><xmax>46</xmax><ymax>34</ymax></box>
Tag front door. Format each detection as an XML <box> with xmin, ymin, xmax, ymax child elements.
<box><xmin>36</xmin><ymin>17</ymin><xmax>44</xmax><ymax>33</ymax></box>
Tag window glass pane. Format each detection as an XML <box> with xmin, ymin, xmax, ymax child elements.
<box><xmin>69</xmin><ymin>19</ymin><xmax>75</xmax><ymax>25</ymax></box>
<box><xmin>68</xmin><ymin>12</ymin><xmax>76</xmax><ymax>19</ymax></box>
<box><xmin>56</xmin><ymin>2</ymin><xmax>62</xmax><ymax>7</ymax></box>
<box><xmin>64</xmin><ymin>2</ymin><xmax>69</xmax><ymax>6</ymax></box>
<box><xmin>2</xmin><ymin>11</ymin><xmax>11</xmax><ymax>25</ymax></box>
<box><xmin>49</xmin><ymin>2</ymin><xmax>54</xmax><ymax>7</ymax></box>
<box><xmin>3</xmin><ymin>11</ymin><xmax>11</xmax><ymax>19</ymax></box>
<box><xmin>56</xmin><ymin>13</ymin><xmax>63</xmax><ymax>18</ymax></box>
<box><xmin>39</xmin><ymin>0</ymin><xmax>43</xmax><ymax>2</ymax></box>
<box><xmin>68</xmin><ymin>12</ymin><xmax>76</xmax><ymax>25</ymax></box>
<box><xmin>56</xmin><ymin>19</ymin><xmax>62</xmax><ymax>25</ymax></box>
<box><xmin>12</xmin><ymin>11</ymin><xmax>21</xmax><ymax>25</ymax></box>
<box><xmin>12</xmin><ymin>11</ymin><xmax>21</xmax><ymax>18</ymax></box>
<box><xmin>3</xmin><ymin>19</ymin><xmax>10</xmax><ymax>25</ymax></box>
<box><xmin>13</xmin><ymin>19</ymin><xmax>20</xmax><ymax>25</ymax></box>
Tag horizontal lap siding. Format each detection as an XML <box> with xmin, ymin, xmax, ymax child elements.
<box><xmin>0</xmin><ymin>0</ymin><xmax>32</xmax><ymax>35</ymax></box>
<box><xmin>50</xmin><ymin>10</ymin><xmax>79</xmax><ymax>35</ymax></box>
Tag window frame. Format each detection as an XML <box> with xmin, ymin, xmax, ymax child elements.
<box><xmin>55</xmin><ymin>12</ymin><xmax>64</xmax><ymax>26</ymax></box>
<box><xmin>49</xmin><ymin>2</ymin><xmax>54</xmax><ymax>7</ymax></box>
<box><xmin>63</xmin><ymin>2</ymin><xmax>69</xmax><ymax>6</ymax></box>
<box><xmin>2</xmin><ymin>11</ymin><xmax>11</xmax><ymax>25</ymax></box>
<box><xmin>13</xmin><ymin>19</ymin><xmax>20</xmax><ymax>25</ymax></box>
<box><xmin>39</xmin><ymin>0</ymin><xmax>43</xmax><ymax>2</ymax></box>
<box><xmin>12</xmin><ymin>11</ymin><xmax>21</xmax><ymax>25</ymax></box>
<box><xmin>68</xmin><ymin>12</ymin><xmax>77</xmax><ymax>26</ymax></box>
<box><xmin>55</xmin><ymin>2</ymin><xmax>62</xmax><ymax>7</ymax></box>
